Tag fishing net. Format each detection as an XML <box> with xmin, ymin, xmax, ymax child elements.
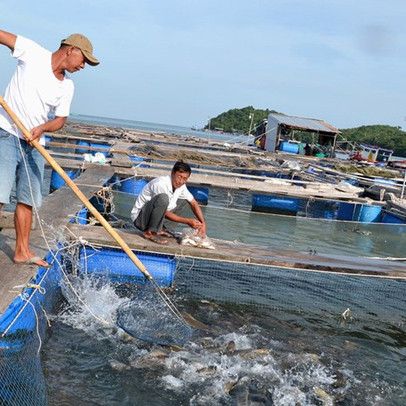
<box><xmin>1</xmin><ymin>238</ymin><xmax>406</xmax><ymax>406</ymax></box>
<box><xmin>116</xmin><ymin>285</ymin><xmax>192</xmax><ymax>346</ymax></box>
<box><xmin>0</xmin><ymin>251</ymin><xmax>62</xmax><ymax>406</ymax></box>
<box><xmin>173</xmin><ymin>255</ymin><xmax>406</xmax><ymax>325</ymax></box>
<box><xmin>77</xmin><ymin>245</ymin><xmax>193</xmax><ymax>346</ymax></box>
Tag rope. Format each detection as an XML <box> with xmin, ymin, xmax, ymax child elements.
<box><xmin>20</xmin><ymin>292</ymin><xmax>42</xmax><ymax>355</ymax></box>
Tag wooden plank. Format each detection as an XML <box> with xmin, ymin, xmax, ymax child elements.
<box><xmin>37</xmin><ymin>165</ymin><xmax>114</xmax><ymax>229</ymax></box>
<box><xmin>66</xmin><ymin>223</ymin><xmax>406</xmax><ymax>278</ymax></box>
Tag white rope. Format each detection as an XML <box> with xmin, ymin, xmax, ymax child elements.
<box><xmin>19</xmin><ymin>292</ymin><xmax>42</xmax><ymax>356</ymax></box>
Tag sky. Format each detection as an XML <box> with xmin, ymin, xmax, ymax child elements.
<box><xmin>1</xmin><ymin>0</ymin><xmax>406</xmax><ymax>130</ymax></box>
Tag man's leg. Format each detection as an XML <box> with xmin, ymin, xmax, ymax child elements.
<box><xmin>163</xmin><ymin>199</ymin><xmax>189</xmax><ymax>233</ymax></box>
<box><xmin>14</xmin><ymin>141</ymin><xmax>48</xmax><ymax>266</ymax></box>
<box><xmin>135</xmin><ymin>194</ymin><xmax>169</xmax><ymax>243</ymax></box>
<box><xmin>0</xmin><ymin>131</ymin><xmax>19</xmax><ymax>234</ymax></box>
<box><xmin>13</xmin><ymin>202</ymin><xmax>49</xmax><ymax>265</ymax></box>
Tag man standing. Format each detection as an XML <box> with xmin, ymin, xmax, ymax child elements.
<box><xmin>131</xmin><ymin>161</ymin><xmax>207</xmax><ymax>244</ymax></box>
<box><xmin>0</xmin><ymin>30</ymin><xmax>99</xmax><ymax>267</ymax></box>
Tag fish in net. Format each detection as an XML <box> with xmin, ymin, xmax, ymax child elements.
<box><xmin>116</xmin><ymin>285</ymin><xmax>192</xmax><ymax>346</ymax></box>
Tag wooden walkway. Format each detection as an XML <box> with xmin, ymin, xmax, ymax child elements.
<box><xmin>0</xmin><ymin>165</ymin><xmax>114</xmax><ymax>315</ymax></box>
<box><xmin>67</xmin><ymin>223</ymin><xmax>406</xmax><ymax>278</ymax></box>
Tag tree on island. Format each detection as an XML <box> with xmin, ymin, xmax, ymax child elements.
<box><xmin>205</xmin><ymin>106</ymin><xmax>279</xmax><ymax>134</ymax></box>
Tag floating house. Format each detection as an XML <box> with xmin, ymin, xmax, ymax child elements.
<box><xmin>263</xmin><ymin>113</ymin><xmax>340</xmax><ymax>156</ymax></box>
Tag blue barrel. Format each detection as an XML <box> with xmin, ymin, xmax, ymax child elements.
<box><xmin>187</xmin><ymin>186</ymin><xmax>209</xmax><ymax>205</ymax></box>
<box><xmin>119</xmin><ymin>179</ymin><xmax>148</xmax><ymax>195</ymax></box>
<box><xmin>44</xmin><ymin>135</ymin><xmax>52</xmax><ymax>150</ymax></box>
<box><xmin>354</xmin><ymin>205</ymin><xmax>382</xmax><ymax>223</ymax></box>
<box><xmin>91</xmin><ymin>143</ymin><xmax>110</xmax><ymax>157</ymax></box>
<box><xmin>75</xmin><ymin>140</ymin><xmax>90</xmax><ymax>154</ymax></box>
<box><xmin>79</xmin><ymin>247</ymin><xmax>176</xmax><ymax>287</ymax></box>
<box><xmin>280</xmin><ymin>142</ymin><xmax>299</xmax><ymax>154</ymax></box>
<box><xmin>130</xmin><ymin>155</ymin><xmax>150</xmax><ymax>168</ymax></box>
<box><xmin>381</xmin><ymin>211</ymin><xmax>405</xmax><ymax>224</ymax></box>
<box><xmin>69</xmin><ymin>207</ymin><xmax>88</xmax><ymax>224</ymax></box>
<box><xmin>252</xmin><ymin>194</ymin><xmax>299</xmax><ymax>214</ymax></box>
<box><xmin>307</xmin><ymin>200</ymin><xmax>337</xmax><ymax>219</ymax></box>
<box><xmin>337</xmin><ymin>202</ymin><xmax>358</xmax><ymax>221</ymax></box>
<box><xmin>50</xmin><ymin>169</ymin><xmax>78</xmax><ymax>192</ymax></box>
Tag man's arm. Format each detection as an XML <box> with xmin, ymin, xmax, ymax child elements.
<box><xmin>164</xmin><ymin>198</ymin><xmax>206</xmax><ymax>234</ymax></box>
<box><xmin>29</xmin><ymin>116</ymin><xmax>67</xmax><ymax>141</ymax></box>
<box><xmin>0</xmin><ymin>30</ymin><xmax>17</xmax><ymax>51</ymax></box>
<box><xmin>189</xmin><ymin>199</ymin><xmax>206</xmax><ymax>234</ymax></box>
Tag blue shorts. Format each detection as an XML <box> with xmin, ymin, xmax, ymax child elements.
<box><xmin>0</xmin><ymin>128</ymin><xmax>45</xmax><ymax>207</ymax></box>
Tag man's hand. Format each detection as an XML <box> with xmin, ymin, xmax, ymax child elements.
<box><xmin>29</xmin><ymin>125</ymin><xmax>46</xmax><ymax>143</ymax></box>
<box><xmin>28</xmin><ymin>117</ymin><xmax>67</xmax><ymax>144</ymax></box>
<box><xmin>197</xmin><ymin>221</ymin><xmax>206</xmax><ymax>235</ymax></box>
<box><xmin>188</xmin><ymin>218</ymin><xmax>203</xmax><ymax>230</ymax></box>
<box><xmin>187</xmin><ymin>218</ymin><xmax>206</xmax><ymax>235</ymax></box>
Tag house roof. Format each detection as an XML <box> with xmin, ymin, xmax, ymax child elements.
<box><xmin>268</xmin><ymin>113</ymin><xmax>340</xmax><ymax>134</ymax></box>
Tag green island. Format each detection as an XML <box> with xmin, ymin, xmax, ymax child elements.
<box><xmin>206</xmin><ymin>106</ymin><xmax>406</xmax><ymax>157</ymax></box>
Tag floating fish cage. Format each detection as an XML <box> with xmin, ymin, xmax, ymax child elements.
<box><xmin>1</xmin><ymin>241</ymin><xmax>406</xmax><ymax>405</ymax></box>
<box><xmin>250</xmin><ymin>193</ymin><xmax>393</xmax><ymax>225</ymax></box>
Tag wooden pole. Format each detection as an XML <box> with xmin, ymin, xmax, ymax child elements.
<box><xmin>0</xmin><ymin>94</ymin><xmax>152</xmax><ymax>280</ymax></box>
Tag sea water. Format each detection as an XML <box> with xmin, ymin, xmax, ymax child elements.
<box><xmin>43</xmin><ymin>269</ymin><xmax>406</xmax><ymax>405</ymax></box>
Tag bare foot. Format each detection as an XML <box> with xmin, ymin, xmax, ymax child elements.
<box><xmin>143</xmin><ymin>231</ymin><xmax>168</xmax><ymax>245</ymax></box>
<box><xmin>13</xmin><ymin>255</ymin><xmax>50</xmax><ymax>267</ymax></box>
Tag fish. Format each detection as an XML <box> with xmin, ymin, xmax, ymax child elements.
<box><xmin>225</xmin><ymin>348</ymin><xmax>270</xmax><ymax>360</ymax></box>
<box><xmin>182</xmin><ymin>312</ymin><xmax>210</xmax><ymax>331</ymax></box>
<box><xmin>313</xmin><ymin>386</ymin><xmax>334</xmax><ymax>406</ymax></box>
<box><xmin>109</xmin><ymin>359</ymin><xmax>130</xmax><ymax>371</ymax></box>
<box><xmin>130</xmin><ymin>349</ymin><xmax>169</xmax><ymax>369</ymax></box>
<box><xmin>196</xmin><ymin>365</ymin><xmax>217</xmax><ymax>376</ymax></box>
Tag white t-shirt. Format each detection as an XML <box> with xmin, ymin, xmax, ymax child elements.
<box><xmin>0</xmin><ymin>35</ymin><xmax>74</xmax><ymax>146</ymax></box>
<box><xmin>131</xmin><ymin>175</ymin><xmax>194</xmax><ymax>222</ymax></box>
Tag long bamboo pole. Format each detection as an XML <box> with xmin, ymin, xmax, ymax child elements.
<box><xmin>0</xmin><ymin>94</ymin><xmax>152</xmax><ymax>280</ymax></box>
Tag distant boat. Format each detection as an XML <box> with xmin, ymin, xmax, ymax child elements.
<box><xmin>350</xmin><ymin>143</ymin><xmax>393</xmax><ymax>164</ymax></box>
